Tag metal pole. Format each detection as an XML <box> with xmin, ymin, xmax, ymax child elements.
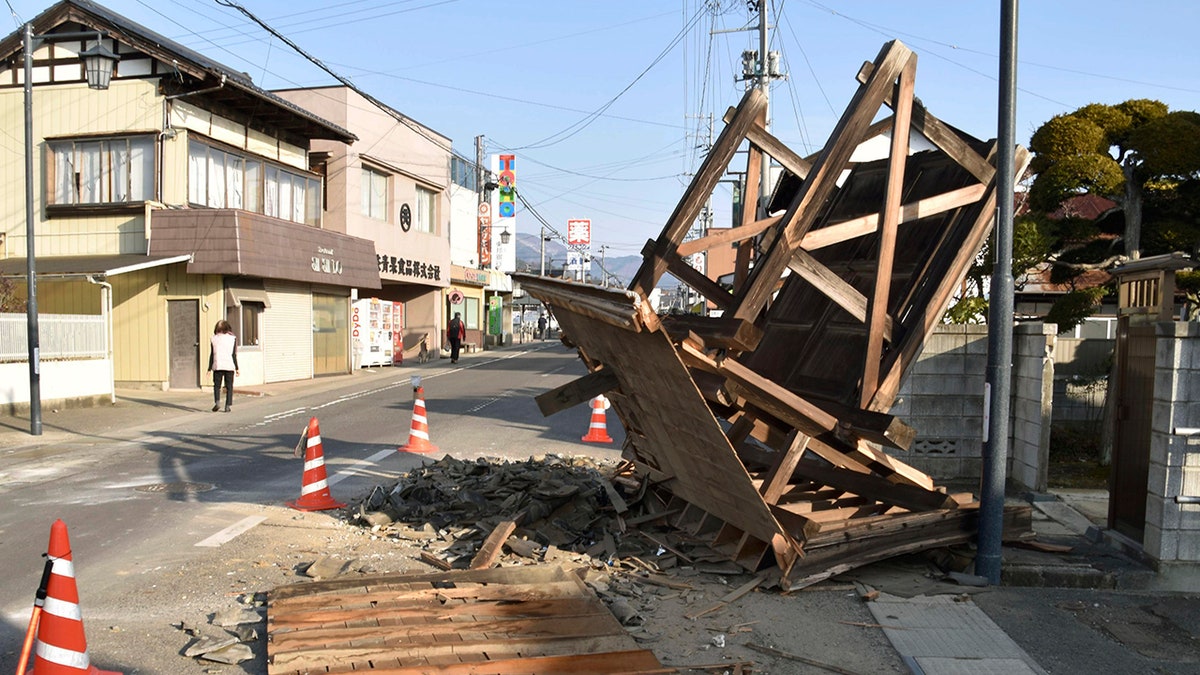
<box><xmin>539</xmin><ymin>225</ymin><xmax>546</xmax><ymax>276</ymax></box>
<box><xmin>600</xmin><ymin>246</ymin><xmax>607</xmax><ymax>288</ymax></box>
<box><xmin>757</xmin><ymin>0</ymin><xmax>770</xmax><ymax>213</ymax></box>
<box><xmin>24</xmin><ymin>22</ymin><xmax>43</xmax><ymax>436</ymax></box>
<box><xmin>978</xmin><ymin>0</ymin><xmax>1019</xmax><ymax>584</ymax></box>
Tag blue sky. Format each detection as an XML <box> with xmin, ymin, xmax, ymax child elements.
<box><xmin>8</xmin><ymin>0</ymin><xmax>1200</xmax><ymax>259</ymax></box>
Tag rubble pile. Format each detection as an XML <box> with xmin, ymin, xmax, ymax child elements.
<box><xmin>349</xmin><ymin>454</ymin><xmax>648</xmax><ymax>567</ymax></box>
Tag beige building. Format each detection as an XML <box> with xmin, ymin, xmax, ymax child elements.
<box><xmin>274</xmin><ymin>86</ymin><xmax>455</xmax><ymax>361</ymax></box>
<box><xmin>0</xmin><ymin>0</ymin><xmax>380</xmax><ymax>393</ymax></box>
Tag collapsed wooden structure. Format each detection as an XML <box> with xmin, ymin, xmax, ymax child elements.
<box><xmin>520</xmin><ymin>40</ymin><xmax>1033</xmax><ymax>590</ymax></box>
<box><xmin>268</xmin><ymin>566</ymin><xmax>669</xmax><ymax>674</ymax></box>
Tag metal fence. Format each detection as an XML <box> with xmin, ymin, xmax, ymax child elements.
<box><xmin>0</xmin><ymin>313</ymin><xmax>106</xmax><ymax>361</ymax></box>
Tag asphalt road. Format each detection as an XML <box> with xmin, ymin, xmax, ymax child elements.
<box><xmin>0</xmin><ymin>342</ymin><xmax>627</xmax><ymax>672</ymax></box>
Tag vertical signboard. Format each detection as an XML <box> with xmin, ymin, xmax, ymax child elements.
<box><xmin>488</xmin><ymin>295</ymin><xmax>502</xmax><ymax>336</ymax></box>
<box><xmin>478</xmin><ymin>202</ymin><xmax>492</xmax><ymax>268</ymax></box>
<box><xmin>497</xmin><ymin>155</ymin><xmax>516</xmax><ymax>218</ymax></box>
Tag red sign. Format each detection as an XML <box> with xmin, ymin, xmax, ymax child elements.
<box><xmin>567</xmin><ymin>218</ymin><xmax>591</xmax><ymax>246</ymax></box>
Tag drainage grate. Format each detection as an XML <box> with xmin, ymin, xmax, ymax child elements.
<box><xmin>135</xmin><ymin>481</ymin><xmax>216</xmax><ymax>494</ymax></box>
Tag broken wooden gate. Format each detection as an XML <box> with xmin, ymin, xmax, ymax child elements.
<box><xmin>520</xmin><ymin>40</ymin><xmax>1032</xmax><ymax>589</ymax></box>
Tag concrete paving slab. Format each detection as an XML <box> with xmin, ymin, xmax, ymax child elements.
<box><xmin>869</xmin><ymin>594</ymin><xmax>1046</xmax><ymax>674</ymax></box>
<box><xmin>913</xmin><ymin>656</ymin><xmax>1041</xmax><ymax>675</ymax></box>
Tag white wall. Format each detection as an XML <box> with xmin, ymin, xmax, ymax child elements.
<box><xmin>0</xmin><ymin>359</ymin><xmax>113</xmax><ymax>408</ymax></box>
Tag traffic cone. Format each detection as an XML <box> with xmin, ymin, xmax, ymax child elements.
<box><xmin>581</xmin><ymin>395</ymin><xmax>614</xmax><ymax>443</ymax></box>
<box><xmin>286</xmin><ymin>417</ymin><xmax>345</xmax><ymax>512</ymax></box>
<box><xmin>28</xmin><ymin>519</ymin><xmax>122</xmax><ymax>675</ymax></box>
<box><xmin>399</xmin><ymin>386</ymin><xmax>439</xmax><ymax>454</ymax></box>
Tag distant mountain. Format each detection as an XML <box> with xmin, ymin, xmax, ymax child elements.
<box><xmin>514</xmin><ymin>232</ymin><xmax>673</xmax><ymax>288</ymax></box>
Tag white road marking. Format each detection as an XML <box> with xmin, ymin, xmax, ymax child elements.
<box><xmin>327</xmin><ymin>449</ymin><xmax>394</xmax><ymax>486</ymax></box>
<box><xmin>195</xmin><ymin>515</ymin><xmax>267</xmax><ymax>547</ymax></box>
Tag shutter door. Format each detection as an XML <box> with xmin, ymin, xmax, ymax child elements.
<box><xmin>264</xmin><ymin>281</ymin><xmax>313</xmax><ymax>383</ymax></box>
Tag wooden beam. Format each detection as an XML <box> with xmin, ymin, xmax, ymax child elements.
<box><xmin>534</xmin><ymin>368</ymin><xmax>620</xmax><ymax>417</ymax></box>
<box><xmin>661</xmin><ymin>314</ymin><xmax>763</xmax><ymax>352</ymax></box>
<box><xmin>676</xmin><ymin>214</ymin><xmax>781</xmax><ymax>258</ymax></box>
<box><xmin>732</xmin><ymin>41</ymin><xmax>916</xmax><ymax>325</ymax></box>
<box><xmin>858</xmin><ymin>61</ymin><xmax>995</xmax><ymax>185</ymax></box>
<box><xmin>868</xmin><ymin>145</ymin><xmax>1031</xmax><ymax>411</ymax></box>
<box><xmin>469</xmin><ymin>519</ymin><xmax>517</xmax><ymax>569</ymax></box>
<box><xmin>861</xmin><ymin>56</ymin><xmax>915</xmax><ymax>407</ymax></box>
<box><xmin>716</xmin><ymin>357</ymin><xmax>841</xmax><ymax>435</ymax></box>
<box><xmin>662</xmin><ymin>246</ymin><xmax>735</xmax><ymax>311</ymax></box>
<box><xmin>630</xmin><ymin>89</ymin><xmax>767</xmax><ymax>297</ymax></box>
<box><xmin>787</xmin><ymin>248</ymin><xmax>894</xmax><ymax>341</ymax></box>
<box><xmin>759</xmin><ymin>432</ymin><xmax>811</xmax><ymax>505</ymax></box>
<box><xmin>800</xmin><ymin>184</ymin><xmax>987</xmax><ymax>252</ymax></box>
<box><xmin>791</xmin><ymin>460</ymin><xmax>957</xmax><ymax>512</ymax></box>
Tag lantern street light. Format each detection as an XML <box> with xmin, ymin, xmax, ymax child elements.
<box><xmin>23</xmin><ymin>23</ymin><xmax>119</xmax><ymax>435</ymax></box>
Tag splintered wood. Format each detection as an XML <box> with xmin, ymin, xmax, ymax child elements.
<box><xmin>519</xmin><ymin>39</ymin><xmax>1033</xmax><ymax>591</ymax></box>
<box><xmin>266</xmin><ymin>566</ymin><xmax>669</xmax><ymax>674</ymax></box>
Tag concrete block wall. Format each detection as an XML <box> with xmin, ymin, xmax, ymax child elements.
<box><xmin>1143</xmin><ymin>321</ymin><xmax>1200</xmax><ymax>566</ymax></box>
<box><xmin>1010</xmin><ymin>324</ymin><xmax>1056</xmax><ymax>493</ymax></box>
<box><xmin>888</xmin><ymin>323</ymin><xmax>1055</xmax><ymax>490</ymax></box>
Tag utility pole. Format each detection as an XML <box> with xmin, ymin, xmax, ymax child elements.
<box><xmin>475</xmin><ymin>135</ymin><xmax>486</xmax><ymax>269</ymax></box>
<box><xmin>539</xmin><ymin>225</ymin><xmax>546</xmax><ymax>276</ymax></box>
<box><xmin>600</xmin><ymin>245</ymin><xmax>608</xmax><ymax>288</ymax></box>
<box><xmin>979</xmin><ymin>0</ymin><xmax>1020</xmax><ymax>586</ymax></box>
<box><xmin>756</xmin><ymin>0</ymin><xmax>771</xmax><ymax>216</ymax></box>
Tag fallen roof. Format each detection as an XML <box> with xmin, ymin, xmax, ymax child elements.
<box><xmin>519</xmin><ymin>40</ymin><xmax>1033</xmax><ymax>590</ymax></box>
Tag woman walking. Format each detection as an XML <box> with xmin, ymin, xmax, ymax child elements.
<box><xmin>208</xmin><ymin>319</ymin><xmax>239</xmax><ymax>412</ymax></box>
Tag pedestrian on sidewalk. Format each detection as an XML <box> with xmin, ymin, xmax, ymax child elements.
<box><xmin>537</xmin><ymin>314</ymin><xmax>547</xmax><ymax>340</ymax></box>
<box><xmin>208</xmin><ymin>319</ymin><xmax>239</xmax><ymax>412</ymax></box>
<box><xmin>447</xmin><ymin>312</ymin><xmax>465</xmax><ymax>364</ymax></box>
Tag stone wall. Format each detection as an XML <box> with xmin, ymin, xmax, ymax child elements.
<box><xmin>1144</xmin><ymin>321</ymin><xmax>1200</xmax><ymax>572</ymax></box>
<box><xmin>888</xmin><ymin>323</ymin><xmax>1055</xmax><ymax>491</ymax></box>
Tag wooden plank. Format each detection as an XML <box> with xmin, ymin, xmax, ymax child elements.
<box><xmin>534</xmin><ymin>369</ymin><xmax>620</xmax><ymax>417</ymax></box>
<box><xmin>725</xmin><ymin>104</ymin><xmax>815</xmax><ymax>181</ymax></box>
<box><xmin>758</xmin><ymin>431</ymin><xmax>810</xmax><ymax>504</ymax></box>
<box><xmin>790</xmin><ymin>459</ymin><xmax>956</xmax><ymax>512</ymax></box>
<box><xmin>799</xmin><ymin>184</ymin><xmax>987</xmax><ymax>251</ymax></box>
<box><xmin>787</xmin><ymin>248</ymin><xmax>894</xmax><ymax>341</ymax></box>
<box><xmin>676</xmin><ymin>214</ymin><xmax>781</xmax><ymax>258</ymax></box>
<box><xmin>714</xmin><ymin>356</ymin><xmax>840</xmax><ymax>434</ymax></box>
<box><xmin>470</xmin><ymin>519</ymin><xmax>517</xmax><ymax>569</ymax></box>
<box><xmin>336</xmin><ymin>650</ymin><xmax>669</xmax><ymax>675</ymax></box>
<box><xmin>630</xmin><ymin>89</ymin><xmax>767</xmax><ymax>297</ymax></box>
<box><xmin>733</xmin><ymin>41</ymin><xmax>916</xmax><ymax>324</ymax></box>
<box><xmin>861</xmin><ymin>55</ymin><xmax>915</xmax><ymax>407</ymax></box>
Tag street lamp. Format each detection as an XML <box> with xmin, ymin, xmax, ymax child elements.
<box><xmin>23</xmin><ymin>23</ymin><xmax>118</xmax><ymax>435</ymax></box>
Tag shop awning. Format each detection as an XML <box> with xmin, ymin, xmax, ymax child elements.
<box><xmin>0</xmin><ymin>253</ymin><xmax>193</xmax><ymax>279</ymax></box>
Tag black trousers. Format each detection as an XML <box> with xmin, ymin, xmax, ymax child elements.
<box><xmin>213</xmin><ymin>370</ymin><xmax>234</xmax><ymax>407</ymax></box>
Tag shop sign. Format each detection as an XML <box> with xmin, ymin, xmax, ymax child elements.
<box><xmin>312</xmin><ymin>246</ymin><xmax>343</xmax><ymax>275</ymax></box>
<box><xmin>378</xmin><ymin>253</ymin><xmax>442</xmax><ymax>281</ymax></box>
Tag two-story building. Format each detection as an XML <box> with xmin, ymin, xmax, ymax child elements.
<box><xmin>273</xmin><ymin>86</ymin><xmax>454</xmax><ymax>364</ymax></box>
<box><xmin>1</xmin><ymin>0</ymin><xmax>381</xmax><ymax>392</ymax></box>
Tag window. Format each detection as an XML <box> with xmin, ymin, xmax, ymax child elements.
<box><xmin>189</xmin><ymin>139</ymin><xmax>320</xmax><ymax>226</ymax></box>
<box><xmin>50</xmin><ymin>136</ymin><xmax>155</xmax><ymax>205</ymax></box>
<box><xmin>464</xmin><ymin>297</ymin><xmax>480</xmax><ymax>330</ymax></box>
<box><xmin>362</xmin><ymin>167</ymin><xmax>389</xmax><ymax>221</ymax></box>
<box><xmin>415</xmin><ymin>185</ymin><xmax>436</xmax><ymax>233</ymax></box>
<box><xmin>236</xmin><ymin>302</ymin><xmax>263</xmax><ymax>347</ymax></box>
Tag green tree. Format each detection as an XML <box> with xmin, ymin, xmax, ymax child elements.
<box><xmin>1029</xmin><ymin>99</ymin><xmax>1200</xmax><ymax>260</ymax></box>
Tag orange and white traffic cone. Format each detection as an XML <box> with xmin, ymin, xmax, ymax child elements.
<box><xmin>399</xmin><ymin>385</ymin><xmax>439</xmax><ymax>454</ymax></box>
<box><xmin>581</xmin><ymin>395</ymin><xmax>614</xmax><ymax>443</ymax></box>
<box><xmin>286</xmin><ymin>417</ymin><xmax>345</xmax><ymax>512</ymax></box>
<box><xmin>26</xmin><ymin>519</ymin><xmax>122</xmax><ymax>675</ymax></box>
